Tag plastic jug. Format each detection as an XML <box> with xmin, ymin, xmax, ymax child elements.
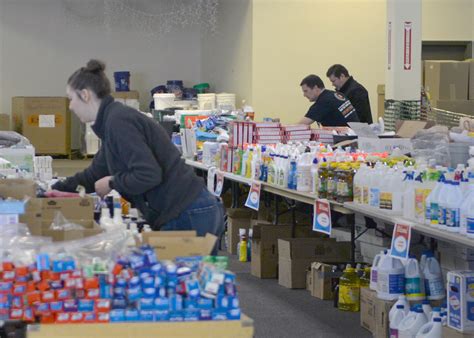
<box><xmin>430</xmin><ymin>307</ymin><xmax>441</xmax><ymax>321</ymax></box>
<box><xmin>460</xmin><ymin>179</ymin><xmax>474</xmax><ymax>235</ymax></box>
<box><xmin>377</xmin><ymin>251</ymin><xmax>405</xmax><ymax>300</ymax></box>
<box><xmin>415</xmin><ymin>317</ymin><xmax>442</xmax><ymax>338</ymax></box>
<box><xmin>403</xmin><ymin>169</ymin><xmax>416</xmax><ymax>221</ymax></box>
<box><xmin>338</xmin><ymin>265</ymin><xmax>360</xmax><ymax>312</ymax></box>
<box><xmin>398</xmin><ymin>306</ymin><xmax>428</xmax><ymax>338</ymax></box>
<box><xmin>405</xmin><ymin>255</ymin><xmax>426</xmax><ymax>301</ymax></box>
<box><xmin>445</xmin><ymin>180</ymin><xmax>463</xmax><ymax>232</ymax></box>
<box><xmin>422</xmin><ymin>253</ymin><xmax>445</xmax><ymax>301</ymax></box>
<box><xmin>381</xmin><ymin>168</ymin><xmax>403</xmax><ymax>213</ymax></box>
<box><xmin>370</xmin><ymin>250</ymin><xmax>385</xmax><ymax>291</ymax></box>
<box><xmin>437</xmin><ymin>178</ymin><xmax>451</xmax><ymax>230</ymax></box>
<box><xmin>369</xmin><ymin>164</ymin><xmax>383</xmax><ymax>208</ymax></box>
<box><xmin>390</xmin><ymin>304</ymin><xmax>407</xmax><ymax>338</ymax></box>
<box><xmin>390</xmin><ymin>295</ymin><xmax>410</xmax><ymax>322</ymax></box>
<box><xmin>428</xmin><ymin>172</ymin><xmax>445</xmax><ymax>226</ymax></box>
<box><xmin>310</xmin><ymin>158</ymin><xmax>319</xmax><ymax>195</ymax></box>
<box><xmin>421</xmin><ymin>300</ymin><xmax>432</xmax><ymax>322</ymax></box>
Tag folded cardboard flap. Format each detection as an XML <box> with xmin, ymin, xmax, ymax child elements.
<box><xmin>142</xmin><ymin>231</ymin><xmax>218</xmax><ymax>260</ymax></box>
<box><xmin>0</xmin><ymin>179</ymin><xmax>36</xmax><ymax>199</ymax></box>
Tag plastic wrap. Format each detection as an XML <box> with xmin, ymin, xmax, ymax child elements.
<box><xmin>411</xmin><ymin>126</ymin><xmax>450</xmax><ymax>167</ymax></box>
<box><xmin>48</xmin><ymin>211</ymin><xmax>85</xmax><ymax>231</ymax></box>
<box><xmin>0</xmin><ymin>131</ymin><xmax>31</xmax><ymax>148</ymax></box>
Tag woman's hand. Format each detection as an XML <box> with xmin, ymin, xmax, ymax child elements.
<box><xmin>95</xmin><ymin>176</ymin><xmax>112</xmax><ymax>198</ymax></box>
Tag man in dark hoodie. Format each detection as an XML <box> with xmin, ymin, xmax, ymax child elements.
<box><xmin>326</xmin><ymin>64</ymin><xmax>373</xmax><ymax>124</ymax></box>
<box><xmin>52</xmin><ymin>59</ymin><xmax>224</xmax><ymax>248</ymax></box>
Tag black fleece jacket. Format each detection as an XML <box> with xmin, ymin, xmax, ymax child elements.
<box><xmin>52</xmin><ymin>95</ymin><xmax>203</xmax><ymax>227</ymax></box>
<box><xmin>339</xmin><ymin>76</ymin><xmax>373</xmax><ymax>124</ymax></box>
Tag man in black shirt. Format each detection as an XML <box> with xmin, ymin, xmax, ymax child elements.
<box><xmin>326</xmin><ymin>64</ymin><xmax>373</xmax><ymax>124</ymax></box>
<box><xmin>298</xmin><ymin>74</ymin><xmax>359</xmax><ymax>127</ymax></box>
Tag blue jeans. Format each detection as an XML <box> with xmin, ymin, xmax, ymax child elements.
<box><xmin>160</xmin><ymin>188</ymin><xmax>225</xmax><ymax>255</ymax></box>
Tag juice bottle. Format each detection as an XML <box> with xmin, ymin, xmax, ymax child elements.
<box><xmin>338</xmin><ymin>265</ymin><xmax>360</xmax><ymax>312</ymax></box>
<box><xmin>318</xmin><ymin>162</ymin><xmax>329</xmax><ymax>199</ymax></box>
<box><xmin>336</xmin><ymin>164</ymin><xmax>354</xmax><ymax>203</ymax></box>
<box><xmin>327</xmin><ymin>162</ymin><xmax>338</xmax><ymax>200</ymax></box>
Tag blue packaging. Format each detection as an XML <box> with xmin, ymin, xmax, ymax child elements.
<box><xmin>129</xmin><ymin>254</ymin><xmax>145</xmax><ymax>270</ymax></box>
<box><xmin>36</xmin><ymin>253</ymin><xmax>50</xmax><ymax>271</ymax></box>
<box><xmin>197</xmin><ymin>298</ymin><xmax>214</xmax><ymax>310</ymax></box>
<box><xmin>113</xmin><ymin>287</ymin><xmax>126</xmax><ymax>298</ymax></box>
<box><xmin>13</xmin><ymin>284</ymin><xmax>26</xmax><ymax>295</ymax></box>
<box><xmin>154</xmin><ymin>297</ymin><xmax>169</xmax><ymax>311</ymax></box>
<box><xmin>64</xmin><ymin>299</ymin><xmax>78</xmax><ymax>312</ymax></box>
<box><xmin>100</xmin><ymin>284</ymin><xmax>112</xmax><ymax>299</ymax></box>
<box><xmin>157</xmin><ymin>287</ymin><xmax>167</xmax><ymax>298</ymax></box>
<box><xmin>78</xmin><ymin>299</ymin><xmax>94</xmax><ymax>312</ymax></box>
<box><xmin>224</xmin><ymin>272</ymin><xmax>236</xmax><ymax>284</ymax></box>
<box><xmin>199</xmin><ymin>309</ymin><xmax>212</xmax><ymax>321</ymax></box>
<box><xmin>225</xmin><ymin>282</ymin><xmax>237</xmax><ymax>296</ymax></box>
<box><xmin>114</xmin><ymin>72</ymin><xmax>130</xmax><ymax>92</ymax></box>
<box><xmin>212</xmin><ymin>309</ymin><xmax>228</xmax><ymax>321</ymax></box>
<box><xmin>142</xmin><ymin>247</ymin><xmax>158</xmax><ymax>265</ymax></box>
<box><xmin>151</xmin><ymin>263</ymin><xmax>163</xmax><ymax>275</ymax></box>
<box><xmin>142</xmin><ymin>277</ymin><xmax>155</xmax><ymax>289</ymax></box>
<box><xmin>169</xmin><ymin>295</ymin><xmax>183</xmax><ymax>312</ymax></box>
<box><xmin>125</xmin><ymin>308</ymin><xmax>140</xmax><ymax>322</ymax></box>
<box><xmin>36</xmin><ymin>303</ymin><xmax>49</xmax><ymax>313</ymax></box>
<box><xmin>139</xmin><ymin>310</ymin><xmax>154</xmax><ymax>322</ymax></box>
<box><xmin>185</xmin><ymin>279</ymin><xmax>200</xmax><ymax>298</ymax></box>
<box><xmin>177</xmin><ymin>266</ymin><xmax>192</xmax><ymax>278</ymax></box>
<box><xmin>0</xmin><ymin>282</ymin><xmax>12</xmax><ymax>292</ymax></box>
<box><xmin>56</xmin><ymin>289</ymin><xmax>71</xmax><ymax>300</ymax></box>
<box><xmin>169</xmin><ymin>311</ymin><xmax>184</xmax><ymax>322</ymax></box>
<box><xmin>50</xmin><ymin>281</ymin><xmax>63</xmax><ymax>290</ymax></box>
<box><xmin>184</xmin><ymin>299</ymin><xmax>198</xmax><ymax>309</ymax></box>
<box><xmin>110</xmin><ymin>309</ymin><xmax>126</xmax><ymax>322</ymax></box>
<box><xmin>52</xmin><ymin>260</ymin><xmax>63</xmax><ymax>273</ymax></box>
<box><xmin>129</xmin><ymin>276</ymin><xmax>140</xmax><ymax>288</ymax></box>
<box><xmin>11</xmin><ymin>296</ymin><xmax>22</xmax><ymax>309</ymax></box>
<box><xmin>112</xmin><ymin>298</ymin><xmax>127</xmax><ymax>310</ymax></box>
<box><xmin>227</xmin><ymin>308</ymin><xmax>241</xmax><ymax>320</ymax></box>
<box><xmin>154</xmin><ymin>276</ymin><xmax>165</xmax><ymax>288</ymax></box>
<box><xmin>127</xmin><ymin>287</ymin><xmax>142</xmax><ymax>302</ymax></box>
<box><xmin>63</xmin><ymin>258</ymin><xmax>76</xmax><ymax>271</ymax></box>
<box><xmin>143</xmin><ymin>288</ymin><xmax>156</xmax><ymax>299</ymax></box>
<box><xmin>154</xmin><ymin>310</ymin><xmax>170</xmax><ymax>321</ymax></box>
<box><xmin>183</xmin><ymin>309</ymin><xmax>199</xmax><ymax>322</ymax></box>
<box><xmin>83</xmin><ymin>312</ymin><xmax>97</xmax><ymax>322</ymax></box>
<box><xmin>139</xmin><ymin>298</ymin><xmax>155</xmax><ymax>311</ymax></box>
<box><xmin>115</xmin><ymin>278</ymin><xmax>127</xmax><ymax>288</ymax></box>
<box><xmin>167</xmin><ymin>277</ymin><xmax>178</xmax><ymax>288</ymax></box>
<box><xmin>0</xmin><ymin>302</ymin><xmax>9</xmax><ymax>310</ymax></box>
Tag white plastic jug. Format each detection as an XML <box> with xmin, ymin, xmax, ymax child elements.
<box><xmin>427</xmin><ymin>171</ymin><xmax>445</xmax><ymax>226</ymax></box>
<box><xmin>296</xmin><ymin>153</ymin><xmax>313</xmax><ymax>192</ymax></box>
<box><xmin>445</xmin><ymin>180</ymin><xmax>463</xmax><ymax>232</ymax></box>
<box><xmin>437</xmin><ymin>179</ymin><xmax>451</xmax><ymax>230</ymax></box>
<box><xmin>421</xmin><ymin>300</ymin><xmax>432</xmax><ymax>322</ymax></box>
<box><xmin>390</xmin><ymin>304</ymin><xmax>407</xmax><ymax>338</ymax></box>
<box><xmin>422</xmin><ymin>254</ymin><xmax>445</xmax><ymax>301</ymax></box>
<box><xmin>377</xmin><ymin>251</ymin><xmax>405</xmax><ymax>301</ymax></box>
<box><xmin>405</xmin><ymin>256</ymin><xmax>426</xmax><ymax>301</ymax></box>
<box><xmin>389</xmin><ymin>295</ymin><xmax>410</xmax><ymax>322</ymax></box>
<box><xmin>460</xmin><ymin>181</ymin><xmax>474</xmax><ymax>235</ymax></box>
<box><xmin>403</xmin><ymin>169</ymin><xmax>416</xmax><ymax>221</ymax></box>
<box><xmin>370</xmin><ymin>250</ymin><xmax>385</xmax><ymax>291</ymax></box>
<box><xmin>398</xmin><ymin>307</ymin><xmax>428</xmax><ymax>338</ymax></box>
<box><xmin>415</xmin><ymin>317</ymin><xmax>442</xmax><ymax>338</ymax></box>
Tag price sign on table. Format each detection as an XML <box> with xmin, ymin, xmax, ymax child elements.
<box><xmin>245</xmin><ymin>182</ymin><xmax>261</xmax><ymax>211</ymax></box>
<box><xmin>313</xmin><ymin>199</ymin><xmax>332</xmax><ymax>235</ymax></box>
<box><xmin>390</xmin><ymin>223</ymin><xmax>412</xmax><ymax>260</ymax></box>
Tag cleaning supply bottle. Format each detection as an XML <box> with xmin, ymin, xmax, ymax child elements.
<box><xmin>427</xmin><ymin>171</ymin><xmax>445</xmax><ymax>226</ymax></box>
<box><xmin>415</xmin><ymin>317</ymin><xmax>442</xmax><ymax>338</ymax></box>
<box><xmin>239</xmin><ymin>231</ymin><xmax>248</xmax><ymax>262</ymax></box>
<box><xmin>370</xmin><ymin>250</ymin><xmax>385</xmax><ymax>291</ymax></box>
<box><xmin>353</xmin><ymin>164</ymin><xmax>365</xmax><ymax>204</ymax></box>
<box><xmin>338</xmin><ymin>265</ymin><xmax>360</xmax><ymax>312</ymax></box>
<box><xmin>421</xmin><ymin>300</ymin><xmax>432</xmax><ymax>322</ymax></box>
<box><xmin>369</xmin><ymin>163</ymin><xmax>384</xmax><ymax>208</ymax></box>
<box><xmin>268</xmin><ymin>154</ymin><xmax>277</xmax><ymax>184</ymax></box>
<box><xmin>390</xmin><ymin>295</ymin><xmax>410</xmax><ymax>322</ymax></box>
<box><xmin>237</xmin><ymin>228</ymin><xmax>246</xmax><ymax>259</ymax></box>
<box><xmin>430</xmin><ymin>307</ymin><xmax>441</xmax><ymax>321</ymax></box>
<box><xmin>423</xmin><ymin>170</ymin><xmax>439</xmax><ymax>225</ymax></box>
<box><xmin>381</xmin><ymin>168</ymin><xmax>403</xmax><ymax>213</ymax></box>
<box><xmin>398</xmin><ymin>306</ymin><xmax>428</xmax><ymax>338</ymax></box>
<box><xmin>311</xmin><ymin>158</ymin><xmax>319</xmax><ymax>195</ymax></box>
<box><xmin>247</xmin><ymin>229</ymin><xmax>253</xmax><ymax>262</ymax></box>
<box><xmin>377</xmin><ymin>251</ymin><xmax>405</xmax><ymax>301</ymax></box>
<box><xmin>405</xmin><ymin>255</ymin><xmax>426</xmax><ymax>301</ymax></box>
<box><xmin>414</xmin><ymin>170</ymin><xmax>429</xmax><ymax>222</ymax></box>
<box><xmin>422</xmin><ymin>252</ymin><xmax>445</xmax><ymax>301</ymax></box>
<box><xmin>390</xmin><ymin>304</ymin><xmax>407</xmax><ymax>338</ymax></box>
<box><xmin>113</xmin><ymin>199</ymin><xmax>124</xmax><ymax>227</ymax></box>
<box><xmin>296</xmin><ymin>153</ymin><xmax>313</xmax><ymax>192</ymax></box>
<box><xmin>437</xmin><ymin>175</ymin><xmax>452</xmax><ymax>230</ymax></box>
<box><xmin>466</xmin><ymin>196</ymin><xmax>474</xmax><ymax>238</ymax></box>
<box><xmin>403</xmin><ymin>168</ymin><xmax>416</xmax><ymax>221</ymax></box>
<box><xmin>460</xmin><ymin>174</ymin><xmax>474</xmax><ymax>235</ymax></box>
<box><xmin>288</xmin><ymin>156</ymin><xmax>298</xmax><ymax>190</ymax></box>
<box><xmin>445</xmin><ymin>179</ymin><xmax>463</xmax><ymax>232</ymax></box>
<box><xmin>360</xmin><ymin>267</ymin><xmax>371</xmax><ymax>288</ymax></box>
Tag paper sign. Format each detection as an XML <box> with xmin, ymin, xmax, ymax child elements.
<box><xmin>312</xmin><ymin>199</ymin><xmax>332</xmax><ymax>235</ymax></box>
<box><xmin>245</xmin><ymin>182</ymin><xmax>261</xmax><ymax>211</ymax></box>
<box><xmin>390</xmin><ymin>223</ymin><xmax>412</xmax><ymax>260</ymax></box>
<box><xmin>39</xmin><ymin>115</ymin><xmax>55</xmax><ymax>128</ymax></box>
<box><xmin>214</xmin><ymin>171</ymin><xmax>224</xmax><ymax>197</ymax></box>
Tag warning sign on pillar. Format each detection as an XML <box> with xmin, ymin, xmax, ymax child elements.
<box><xmin>403</xmin><ymin>22</ymin><xmax>412</xmax><ymax>71</ymax></box>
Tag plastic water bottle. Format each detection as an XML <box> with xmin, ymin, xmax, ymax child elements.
<box><xmin>415</xmin><ymin>317</ymin><xmax>442</xmax><ymax>338</ymax></box>
<box><xmin>390</xmin><ymin>304</ymin><xmax>407</xmax><ymax>338</ymax></box>
<box><xmin>377</xmin><ymin>251</ymin><xmax>405</xmax><ymax>301</ymax></box>
<box><xmin>405</xmin><ymin>255</ymin><xmax>426</xmax><ymax>301</ymax></box>
<box><xmin>422</xmin><ymin>253</ymin><xmax>445</xmax><ymax>301</ymax></box>
<box><xmin>389</xmin><ymin>295</ymin><xmax>410</xmax><ymax>322</ymax></box>
<box><xmin>398</xmin><ymin>306</ymin><xmax>428</xmax><ymax>338</ymax></box>
<box><xmin>370</xmin><ymin>250</ymin><xmax>385</xmax><ymax>291</ymax></box>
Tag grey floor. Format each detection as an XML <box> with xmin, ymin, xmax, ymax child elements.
<box><xmin>227</xmin><ymin>254</ymin><xmax>371</xmax><ymax>338</ymax></box>
<box><xmin>53</xmin><ymin>160</ymin><xmax>371</xmax><ymax>338</ymax></box>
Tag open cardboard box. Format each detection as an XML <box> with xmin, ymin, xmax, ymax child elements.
<box><xmin>40</xmin><ymin>220</ymin><xmax>103</xmax><ymax>242</ymax></box>
<box><xmin>142</xmin><ymin>231</ymin><xmax>217</xmax><ymax>260</ymax></box>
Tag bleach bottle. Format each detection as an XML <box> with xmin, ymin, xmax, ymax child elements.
<box><xmin>405</xmin><ymin>255</ymin><xmax>426</xmax><ymax>301</ymax></box>
<box><xmin>377</xmin><ymin>251</ymin><xmax>405</xmax><ymax>301</ymax></box>
<box><xmin>421</xmin><ymin>300</ymin><xmax>432</xmax><ymax>322</ymax></box>
<box><xmin>398</xmin><ymin>306</ymin><xmax>428</xmax><ymax>338</ymax></box>
<box><xmin>422</xmin><ymin>252</ymin><xmax>445</xmax><ymax>301</ymax></box>
<box><xmin>427</xmin><ymin>172</ymin><xmax>445</xmax><ymax>226</ymax></box>
<box><xmin>390</xmin><ymin>295</ymin><xmax>410</xmax><ymax>322</ymax></box>
<box><xmin>370</xmin><ymin>250</ymin><xmax>385</xmax><ymax>291</ymax></box>
<box><xmin>445</xmin><ymin>180</ymin><xmax>463</xmax><ymax>233</ymax></box>
<box><xmin>415</xmin><ymin>317</ymin><xmax>442</xmax><ymax>338</ymax></box>
<box><xmin>460</xmin><ymin>175</ymin><xmax>474</xmax><ymax>235</ymax></box>
<box><xmin>311</xmin><ymin>158</ymin><xmax>319</xmax><ymax>195</ymax></box>
<box><xmin>390</xmin><ymin>304</ymin><xmax>407</xmax><ymax>338</ymax></box>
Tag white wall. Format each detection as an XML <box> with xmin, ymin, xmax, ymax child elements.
<box><xmin>201</xmin><ymin>0</ymin><xmax>253</xmax><ymax>107</ymax></box>
<box><xmin>0</xmin><ymin>0</ymin><xmax>203</xmax><ymax>115</ymax></box>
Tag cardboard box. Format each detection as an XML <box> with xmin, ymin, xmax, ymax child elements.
<box><xmin>433</xmin><ymin>100</ymin><xmax>474</xmax><ymax>115</ymax></box>
<box><xmin>111</xmin><ymin>91</ymin><xmax>140</xmax><ymax>100</ymax></box>
<box><xmin>443</xmin><ymin>327</ymin><xmax>474</xmax><ymax>338</ymax></box>
<box><xmin>0</xmin><ymin>114</ymin><xmax>10</xmax><ymax>130</ymax></box>
<box><xmin>12</xmin><ymin>97</ymin><xmax>71</xmax><ymax>155</ymax></box>
<box><xmin>27</xmin><ymin>315</ymin><xmax>254</xmax><ymax>338</ymax></box>
<box><xmin>377</xmin><ymin>84</ymin><xmax>385</xmax><ymax>119</ymax></box>
<box><xmin>424</xmin><ymin>61</ymin><xmax>469</xmax><ymax>102</ymax></box>
<box><xmin>40</xmin><ymin>196</ymin><xmax>94</xmax><ymax>224</ymax></box>
<box><xmin>468</xmin><ymin>59</ymin><xmax>474</xmax><ymax>100</ymax></box>
<box><xmin>360</xmin><ymin>287</ymin><xmax>377</xmax><ymax>334</ymax></box>
<box><xmin>448</xmin><ymin>270</ymin><xmax>474</xmax><ymax>332</ymax></box>
<box><xmin>309</xmin><ymin>262</ymin><xmax>342</xmax><ymax>300</ymax></box>
<box><xmin>278</xmin><ymin>238</ymin><xmax>351</xmax><ymax>289</ymax></box>
<box><xmin>0</xmin><ymin>178</ymin><xmax>36</xmax><ymax>199</ymax></box>
<box><xmin>41</xmin><ymin>221</ymin><xmax>102</xmax><ymax>241</ymax></box>
<box><xmin>306</xmin><ymin>268</ymin><xmax>313</xmax><ymax>292</ymax></box>
<box><xmin>374</xmin><ymin>296</ymin><xmax>396</xmax><ymax>338</ymax></box>
<box><xmin>251</xmin><ymin>225</ymin><xmax>292</xmax><ymax>279</ymax></box>
<box><xmin>142</xmin><ymin>231</ymin><xmax>217</xmax><ymax>260</ymax></box>
<box><xmin>227</xmin><ymin>208</ymin><xmax>254</xmax><ymax>255</ymax></box>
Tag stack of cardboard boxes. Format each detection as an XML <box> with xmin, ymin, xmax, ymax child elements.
<box><xmin>360</xmin><ymin>288</ymin><xmax>395</xmax><ymax>338</ymax></box>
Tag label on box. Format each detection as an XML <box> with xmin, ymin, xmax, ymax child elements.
<box><xmin>38</xmin><ymin>115</ymin><xmax>55</xmax><ymax>128</ymax></box>
<box><xmin>245</xmin><ymin>182</ymin><xmax>261</xmax><ymax>211</ymax></box>
<box><xmin>390</xmin><ymin>223</ymin><xmax>411</xmax><ymax>260</ymax></box>
<box><xmin>313</xmin><ymin>199</ymin><xmax>331</xmax><ymax>235</ymax></box>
